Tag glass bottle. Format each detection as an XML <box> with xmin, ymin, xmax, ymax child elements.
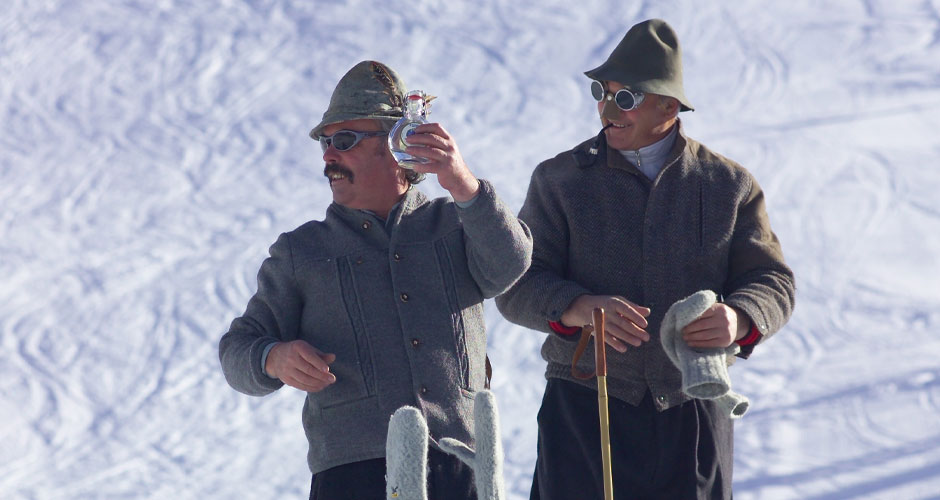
<box><xmin>388</xmin><ymin>90</ymin><xmax>431</xmax><ymax>168</ymax></box>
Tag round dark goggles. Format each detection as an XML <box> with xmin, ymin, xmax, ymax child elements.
<box><xmin>318</xmin><ymin>130</ymin><xmax>388</xmax><ymax>153</ymax></box>
<box><xmin>590</xmin><ymin>80</ymin><xmax>645</xmax><ymax>111</ymax></box>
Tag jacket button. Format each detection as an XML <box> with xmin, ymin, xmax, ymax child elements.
<box><xmin>657</xmin><ymin>395</ymin><xmax>666</xmax><ymax>403</ymax></box>
<box><xmin>411</xmin><ymin>338</ymin><xmax>419</xmax><ymax>347</ymax></box>
<box><xmin>361</xmin><ymin>220</ymin><xmax>371</xmax><ymax>229</ymax></box>
<box><xmin>393</xmin><ymin>252</ymin><xmax>401</xmax><ymax>261</ymax></box>
<box><xmin>355</xmin><ymin>257</ymin><xmax>363</xmax><ymax>265</ymax></box>
<box><xmin>400</xmin><ymin>293</ymin><xmax>409</xmax><ymax>302</ymax></box>
<box><xmin>420</xmin><ymin>386</ymin><xmax>428</xmax><ymax>394</ymax></box>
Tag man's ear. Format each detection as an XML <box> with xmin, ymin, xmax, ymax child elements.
<box><xmin>659</xmin><ymin>95</ymin><xmax>680</xmax><ymax>118</ymax></box>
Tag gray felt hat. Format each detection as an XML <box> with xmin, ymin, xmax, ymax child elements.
<box><xmin>309</xmin><ymin>60</ymin><xmax>407</xmax><ymax>139</ymax></box>
<box><xmin>585</xmin><ymin>19</ymin><xmax>694</xmax><ymax>112</ymax></box>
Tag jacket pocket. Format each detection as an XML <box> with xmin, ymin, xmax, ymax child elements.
<box><xmin>434</xmin><ymin>236</ymin><xmax>470</xmax><ymax>390</ymax></box>
<box><xmin>691</xmin><ymin>180</ymin><xmax>733</xmax><ymax>288</ymax></box>
<box><xmin>335</xmin><ymin>256</ymin><xmax>377</xmax><ymax>398</ymax></box>
<box><xmin>300</xmin><ymin>257</ymin><xmax>376</xmax><ymax>409</ymax></box>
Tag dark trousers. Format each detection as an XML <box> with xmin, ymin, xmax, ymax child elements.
<box><xmin>530</xmin><ymin>379</ymin><xmax>733</xmax><ymax>500</ymax></box>
<box><xmin>309</xmin><ymin>446</ymin><xmax>476</xmax><ymax>500</ymax></box>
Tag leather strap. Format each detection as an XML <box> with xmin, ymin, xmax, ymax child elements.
<box><xmin>570</xmin><ymin>325</ymin><xmax>596</xmax><ymax>380</ymax></box>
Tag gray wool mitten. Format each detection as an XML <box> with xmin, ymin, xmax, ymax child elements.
<box><xmin>715</xmin><ymin>391</ymin><xmax>750</xmax><ymax>419</ymax></box>
<box><xmin>660</xmin><ymin>290</ymin><xmax>750</xmax><ymax>419</ymax></box>
<box><xmin>439</xmin><ymin>390</ymin><xmax>505</xmax><ymax>500</ymax></box>
<box><xmin>386</xmin><ymin>406</ymin><xmax>429</xmax><ymax>500</ymax></box>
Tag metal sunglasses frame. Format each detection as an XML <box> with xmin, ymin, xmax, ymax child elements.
<box><xmin>318</xmin><ymin>130</ymin><xmax>388</xmax><ymax>153</ymax></box>
<box><xmin>590</xmin><ymin>80</ymin><xmax>646</xmax><ymax>112</ymax></box>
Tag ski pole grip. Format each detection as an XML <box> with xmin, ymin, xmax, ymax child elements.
<box><xmin>593</xmin><ymin>307</ymin><xmax>607</xmax><ymax>377</ymax></box>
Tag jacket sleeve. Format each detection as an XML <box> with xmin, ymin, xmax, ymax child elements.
<box><xmin>455</xmin><ymin>179</ymin><xmax>533</xmax><ymax>299</ymax></box>
<box><xmin>721</xmin><ymin>174</ymin><xmax>796</xmax><ymax>355</ymax></box>
<box><xmin>495</xmin><ymin>164</ymin><xmax>592</xmax><ymax>333</ymax></box>
<box><xmin>218</xmin><ymin>233</ymin><xmax>301</xmax><ymax>396</ymax></box>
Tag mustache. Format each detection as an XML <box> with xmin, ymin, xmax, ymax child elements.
<box><xmin>324</xmin><ymin>163</ymin><xmax>354</xmax><ymax>183</ymax></box>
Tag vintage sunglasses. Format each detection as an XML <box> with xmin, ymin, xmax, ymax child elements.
<box><xmin>590</xmin><ymin>80</ymin><xmax>645</xmax><ymax>112</ymax></box>
<box><xmin>319</xmin><ymin>130</ymin><xmax>388</xmax><ymax>153</ymax></box>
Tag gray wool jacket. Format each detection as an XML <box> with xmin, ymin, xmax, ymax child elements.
<box><xmin>495</xmin><ymin>122</ymin><xmax>796</xmax><ymax>411</ymax></box>
<box><xmin>219</xmin><ymin>179</ymin><xmax>532</xmax><ymax>474</ymax></box>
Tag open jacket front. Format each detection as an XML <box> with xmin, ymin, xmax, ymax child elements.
<box><xmin>495</xmin><ymin>122</ymin><xmax>796</xmax><ymax>411</ymax></box>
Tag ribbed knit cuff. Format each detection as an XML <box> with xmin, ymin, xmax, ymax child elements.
<box><xmin>548</xmin><ymin>321</ymin><xmax>581</xmax><ymax>342</ymax></box>
<box><xmin>736</xmin><ymin>323</ymin><xmax>762</xmax><ymax>347</ymax></box>
<box><xmin>260</xmin><ymin>341</ymin><xmax>279</xmax><ymax>379</ymax></box>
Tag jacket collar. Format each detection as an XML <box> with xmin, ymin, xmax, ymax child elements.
<box><xmin>328</xmin><ymin>185</ymin><xmax>429</xmax><ymax>230</ymax></box>
<box><xmin>397</xmin><ymin>185</ymin><xmax>429</xmax><ymax>216</ymax></box>
<box><xmin>606</xmin><ymin>119</ymin><xmax>688</xmax><ymax>181</ymax></box>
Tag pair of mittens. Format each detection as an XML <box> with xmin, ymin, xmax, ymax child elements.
<box><xmin>660</xmin><ymin>290</ymin><xmax>749</xmax><ymax>419</ymax></box>
<box><xmin>386</xmin><ymin>390</ymin><xmax>505</xmax><ymax>500</ymax></box>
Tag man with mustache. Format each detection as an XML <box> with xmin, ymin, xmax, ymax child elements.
<box><xmin>495</xmin><ymin>19</ymin><xmax>795</xmax><ymax>499</ymax></box>
<box><xmin>219</xmin><ymin>60</ymin><xmax>532</xmax><ymax>500</ymax></box>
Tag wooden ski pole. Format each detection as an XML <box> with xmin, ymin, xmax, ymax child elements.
<box><xmin>593</xmin><ymin>307</ymin><xmax>614</xmax><ymax>500</ymax></box>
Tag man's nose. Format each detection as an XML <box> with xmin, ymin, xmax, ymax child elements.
<box><xmin>601</xmin><ymin>98</ymin><xmax>621</xmax><ymax>122</ymax></box>
<box><xmin>322</xmin><ymin>142</ymin><xmax>340</xmax><ymax>162</ymax></box>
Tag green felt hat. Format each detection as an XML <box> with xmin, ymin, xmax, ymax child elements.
<box><xmin>309</xmin><ymin>60</ymin><xmax>407</xmax><ymax>139</ymax></box>
<box><xmin>585</xmin><ymin>19</ymin><xmax>694</xmax><ymax>112</ymax></box>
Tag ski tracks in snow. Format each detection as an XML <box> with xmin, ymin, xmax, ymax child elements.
<box><xmin>713</xmin><ymin>3</ymin><xmax>940</xmax><ymax>498</ymax></box>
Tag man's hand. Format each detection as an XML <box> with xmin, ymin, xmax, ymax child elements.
<box><xmin>561</xmin><ymin>295</ymin><xmax>651</xmax><ymax>353</ymax></box>
<box><xmin>682</xmin><ymin>303</ymin><xmax>750</xmax><ymax>349</ymax></box>
<box><xmin>265</xmin><ymin>340</ymin><xmax>337</xmax><ymax>392</ymax></box>
<box><xmin>404</xmin><ymin>123</ymin><xmax>480</xmax><ymax>202</ymax></box>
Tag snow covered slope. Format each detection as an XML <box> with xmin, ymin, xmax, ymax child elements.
<box><xmin>2</xmin><ymin>1</ymin><xmax>939</xmax><ymax>498</ymax></box>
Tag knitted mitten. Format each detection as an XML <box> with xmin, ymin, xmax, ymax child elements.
<box><xmin>660</xmin><ymin>290</ymin><xmax>750</xmax><ymax>418</ymax></box>
<box><xmin>439</xmin><ymin>390</ymin><xmax>505</xmax><ymax>500</ymax></box>
<box><xmin>386</xmin><ymin>406</ymin><xmax>429</xmax><ymax>500</ymax></box>
<box><xmin>715</xmin><ymin>391</ymin><xmax>750</xmax><ymax>418</ymax></box>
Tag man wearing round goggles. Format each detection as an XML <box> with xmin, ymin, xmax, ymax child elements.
<box><xmin>496</xmin><ymin>19</ymin><xmax>795</xmax><ymax>499</ymax></box>
<box><xmin>219</xmin><ymin>60</ymin><xmax>532</xmax><ymax>500</ymax></box>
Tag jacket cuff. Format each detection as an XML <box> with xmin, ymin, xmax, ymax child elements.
<box><xmin>736</xmin><ymin>322</ymin><xmax>762</xmax><ymax>347</ymax></box>
<box><xmin>453</xmin><ymin>182</ymin><xmax>482</xmax><ymax>208</ymax></box>
<box><xmin>734</xmin><ymin>322</ymin><xmax>762</xmax><ymax>359</ymax></box>
<box><xmin>260</xmin><ymin>341</ymin><xmax>279</xmax><ymax>379</ymax></box>
<box><xmin>548</xmin><ymin>321</ymin><xmax>581</xmax><ymax>342</ymax></box>
<box><xmin>453</xmin><ymin>178</ymin><xmax>495</xmax><ymax>220</ymax></box>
